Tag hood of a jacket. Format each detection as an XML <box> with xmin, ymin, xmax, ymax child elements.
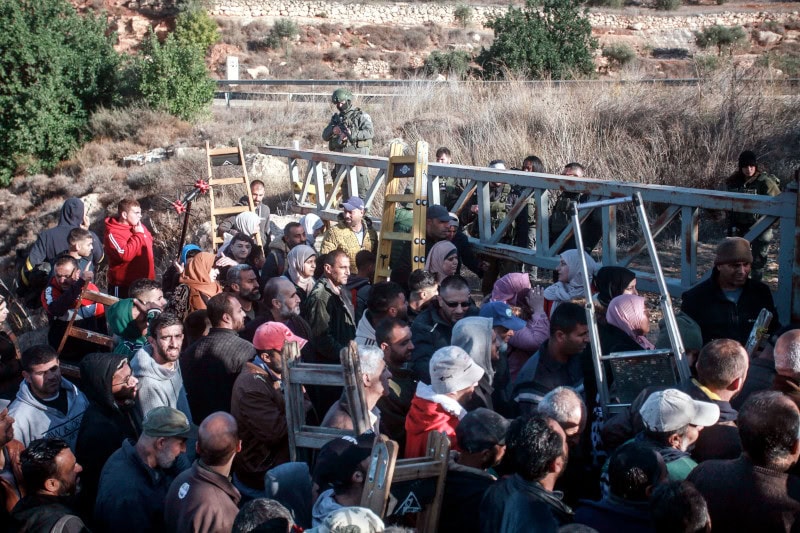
<box><xmin>311</xmin><ymin>488</ymin><xmax>342</xmax><ymax>527</ymax></box>
<box><xmin>15</xmin><ymin>378</ymin><xmax>81</xmax><ymax>412</ymax></box>
<box><xmin>344</xmin><ymin>275</ymin><xmax>371</xmax><ymax>292</ymax></box>
<box><xmin>451</xmin><ymin>316</ymin><xmax>495</xmax><ymax>386</ymax></box>
<box><xmin>106</xmin><ymin>299</ymin><xmax>142</xmax><ymax>341</ymax></box>
<box><xmin>355</xmin><ymin>312</ymin><xmax>377</xmax><ymax>345</ymax></box>
<box><xmin>58</xmin><ymin>198</ymin><xmax>85</xmax><ymax>227</ymax></box>
<box><xmin>269</xmin><ymin>238</ymin><xmax>290</xmax><ymax>253</ymax></box>
<box><xmin>131</xmin><ymin>346</ymin><xmax>175</xmax><ymax>382</ymax></box>
<box><xmin>79</xmin><ymin>353</ymin><xmax>129</xmax><ymax>412</ymax></box>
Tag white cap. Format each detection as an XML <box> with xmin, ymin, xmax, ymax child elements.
<box><xmin>430</xmin><ymin>346</ymin><xmax>485</xmax><ymax>394</ymax></box>
<box><xmin>639</xmin><ymin>389</ymin><xmax>720</xmax><ymax>433</ymax></box>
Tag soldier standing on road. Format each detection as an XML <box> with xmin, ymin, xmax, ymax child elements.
<box><xmin>725</xmin><ymin>150</ymin><xmax>781</xmax><ymax>282</ymax></box>
<box><xmin>322</xmin><ymin>88</ymin><xmax>374</xmax><ymax>200</ymax></box>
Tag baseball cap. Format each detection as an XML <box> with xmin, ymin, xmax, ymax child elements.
<box><xmin>429</xmin><ymin>346</ymin><xmax>485</xmax><ymax>394</ymax></box>
<box><xmin>253</xmin><ymin>322</ymin><xmax>308</xmax><ymax>351</ymax></box>
<box><xmin>426</xmin><ymin>205</ymin><xmax>450</xmax><ymax>222</ymax></box>
<box><xmin>448</xmin><ymin>212</ymin><xmax>459</xmax><ymax>227</ymax></box>
<box><xmin>456</xmin><ymin>408</ymin><xmax>510</xmax><ymax>453</ymax></box>
<box><xmin>479</xmin><ymin>301</ymin><xmax>526</xmax><ymax>331</ymax></box>
<box><xmin>142</xmin><ymin>406</ymin><xmax>198</xmax><ymax>439</ymax></box>
<box><xmin>342</xmin><ymin>196</ymin><xmax>365</xmax><ymax>211</ymax></box>
<box><xmin>639</xmin><ymin>389</ymin><xmax>720</xmax><ymax>433</ymax></box>
<box><xmin>313</xmin><ymin>434</ymin><xmax>375</xmax><ymax>489</ymax></box>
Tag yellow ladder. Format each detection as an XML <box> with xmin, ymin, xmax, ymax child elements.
<box><xmin>206</xmin><ymin>139</ymin><xmax>262</xmax><ymax>251</ymax></box>
<box><xmin>375</xmin><ymin>141</ymin><xmax>429</xmax><ymax>283</ymax></box>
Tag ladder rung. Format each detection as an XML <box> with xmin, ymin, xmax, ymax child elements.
<box><xmin>208</xmin><ymin>146</ymin><xmax>241</xmax><ymax>156</ymax></box>
<box><xmin>385</xmin><ymin>194</ymin><xmax>416</xmax><ymax>203</ymax></box>
<box><xmin>213</xmin><ymin>205</ymin><xmax>250</xmax><ymax>216</ymax></box>
<box><xmin>209</xmin><ymin>177</ymin><xmax>247</xmax><ymax>186</ymax></box>
<box><xmin>380</xmin><ymin>231</ymin><xmax>413</xmax><ymax>242</ymax></box>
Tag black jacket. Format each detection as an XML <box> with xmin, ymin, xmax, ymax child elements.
<box><xmin>680</xmin><ymin>270</ymin><xmax>779</xmax><ymax>346</ymax></box>
<box><xmin>75</xmin><ymin>353</ymin><xmax>143</xmax><ymax>521</ymax></box>
<box><xmin>11</xmin><ymin>493</ymin><xmax>89</xmax><ymax>533</ymax></box>
<box><xmin>440</xmin><ymin>459</ymin><xmax>496</xmax><ymax>533</ymax></box>
<box><xmin>181</xmin><ymin>328</ymin><xmax>256</xmax><ymax>422</ymax></box>
<box><xmin>480</xmin><ymin>473</ymin><xmax>571</xmax><ymax>532</ymax></box>
<box><xmin>410</xmin><ymin>300</ymin><xmax>478</xmax><ymax>384</ymax></box>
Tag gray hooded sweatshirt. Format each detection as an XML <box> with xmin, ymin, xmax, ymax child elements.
<box><xmin>451</xmin><ymin>316</ymin><xmax>495</xmax><ymax>410</ymax></box>
<box><xmin>9</xmin><ymin>378</ymin><xmax>89</xmax><ymax>449</ymax></box>
<box><xmin>130</xmin><ymin>345</ymin><xmax>193</xmax><ymax>423</ymax></box>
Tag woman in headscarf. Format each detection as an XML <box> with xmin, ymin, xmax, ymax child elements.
<box><xmin>594</xmin><ymin>266</ymin><xmax>637</xmax><ymax>308</ymax></box>
<box><xmin>0</xmin><ymin>296</ymin><xmax>22</xmax><ymax>402</ymax></box>
<box><xmin>179</xmin><ymin>252</ymin><xmax>222</xmax><ymax>312</ymax></box>
<box><xmin>543</xmin><ymin>248</ymin><xmax>600</xmax><ymax>316</ymax></box>
<box><xmin>425</xmin><ymin>240</ymin><xmax>459</xmax><ymax>283</ymax></box>
<box><xmin>491</xmin><ymin>273</ymin><xmax>549</xmax><ymax>383</ymax></box>
<box><xmin>285</xmin><ymin>244</ymin><xmax>317</xmax><ymax>304</ymax></box>
<box><xmin>600</xmin><ymin>294</ymin><xmax>654</xmax><ymax>354</ymax></box>
<box><xmin>163</xmin><ymin>244</ymin><xmax>202</xmax><ymax>295</ymax></box>
<box><xmin>300</xmin><ymin>213</ymin><xmax>324</xmax><ymax>250</ymax></box>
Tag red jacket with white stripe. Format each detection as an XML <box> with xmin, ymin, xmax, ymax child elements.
<box><xmin>103</xmin><ymin>216</ymin><xmax>155</xmax><ymax>288</ymax></box>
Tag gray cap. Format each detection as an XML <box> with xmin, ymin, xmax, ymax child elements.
<box><xmin>142</xmin><ymin>406</ymin><xmax>198</xmax><ymax>439</ymax></box>
<box><xmin>456</xmin><ymin>408</ymin><xmax>510</xmax><ymax>453</ymax></box>
<box><xmin>426</xmin><ymin>205</ymin><xmax>450</xmax><ymax>222</ymax></box>
<box><xmin>639</xmin><ymin>389</ymin><xmax>720</xmax><ymax>433</ymax></box>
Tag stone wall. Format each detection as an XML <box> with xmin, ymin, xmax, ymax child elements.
<box><xmin>209</xmin><ymin>0</ymin><xmax>797</xmax><ymax>31</ymax></box>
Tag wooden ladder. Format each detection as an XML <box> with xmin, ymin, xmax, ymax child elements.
<box><xmin>375</xmin><ymin>141</ymin><xmax>430</xmax><ymax>283</ymax></box>
<box><xmin>206</xmin><ymin>139</ymin><xmax>262</xmax><ymax>251</ymax></box>
<box><xmin>281</xmin><ymin>340</ymin><xmax>372</xmax><ymax>461</ymax></box>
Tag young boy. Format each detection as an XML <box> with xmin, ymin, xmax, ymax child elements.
<box><xmin>67</xmin><ymin>228</ymin><xmax>95</xmax><ymax>275</ymax></box>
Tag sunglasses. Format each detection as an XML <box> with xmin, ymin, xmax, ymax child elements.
<box><xmin>442</xmin><ymin>299</ymin><xmax>470</xmax><ymax>309</ymax></box>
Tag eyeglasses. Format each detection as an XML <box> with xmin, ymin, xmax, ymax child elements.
<box><xmin>112</xmin><ymin>374</ymin><xmax>137</xmax><ymax>387</ymax></box>
<box><xmin>442</xmin><ymin>299</ymin><xmax>470</xmax><ymax>309</ymax></box>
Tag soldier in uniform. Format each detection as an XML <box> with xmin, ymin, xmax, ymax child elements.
<box><xmin>322</xmin><ymin>88</ymin><xmax>374</xmax><ymax>199</ymax></box>
<box><xmin>725</xmin><ymin>150</ymin><xmax>781</xmax><ymax>282</ymax></box>
<box><xmin>549</xmin><ymin>162</ymin><xmax>603</xmax><ymax>255</ymax></box>
<box><xmin>480</xmin><ymin>160</ymin><xmax>518</xmax><ymax>294</ymax></box>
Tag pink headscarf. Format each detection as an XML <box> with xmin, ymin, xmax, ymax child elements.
<box><xmin>606</xmin><ymin>294</ymin><xmax>654</xmax><ymax>350</ymax></box>
<box><xmin>491</xmin><ymin>273</ymin><xmax>531</xmax><ymax>306</ymax></box>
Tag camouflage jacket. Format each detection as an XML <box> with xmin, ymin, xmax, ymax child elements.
<box><xmin>322</xmin><ymin>106</ymin><xmax>374</xmax><ymax>151</ymax></box>
<box><xmin>725</xmin><ymin>170</ymin><xmax>781</xmax><ymax>230</ymax></box>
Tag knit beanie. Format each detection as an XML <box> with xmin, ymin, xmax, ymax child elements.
<box><xmin>738</xmin><ymin>150</ymin><xmax>758</xmax><ymax>169</ymax></box>
<box><xmin>714</xmin><ymin>237</ymin><xmax>753</xmax><ymax>265</ymax></box>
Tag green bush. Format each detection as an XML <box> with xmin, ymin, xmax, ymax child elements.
<box><xmin>174</xmin><ymin>5</ymin><xmax>220</xmax><ymax>53</ymax></box>
<box><xmin>693</xmin><ymin>54</ymin><xmax>721</xmax><ymax>76</ymax></box>
<box><xmin>477</xmin><ymin>0</ymin><xmax>597</xmax><ymax>79</ymax></box>
<box><xmin>695</xmin><ymin>25</ymin><xmax>748</xmax><ymax>56</ymax></box>
<box><xmin>454</xmin><ymin>4</ymin><xmax>473</xmax><ymax>28</ymax></box>
<box><xmin>129</xmin><ymin>31</ymin><xmax>215</xmax><ymax>121</ymax></box>
<box><xmin>653</xmin><ymin>0</ymin><xmax>681</xmax><ymax>11</ymax></box>
<box><xmin>265</xmin><ymin>18</ymin><xmax>299</xmax><ymax>51</ymax></box>
<box><xmin>757</xmin><ymin>51</ymin><xmax>800</xmax><ymax>77</ymax></box>
<box><xmin>0</xmin><ymin>0</ymin><xmax>119</xmax><ymax>186</ymax></box>
<box><xmin>602</xmin><ymin>43</ymin><xmax>636</xmax><ymax>68</ymax></box>
<box><xmin>423</xmin><ymin>50</ymin><xmax>472</xmax><ymax>79</ymax></box>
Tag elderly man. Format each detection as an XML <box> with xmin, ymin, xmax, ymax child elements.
<box><xmin>231</xmin><ymin>322</ymin><xmax>308</xmax><ymax>499</ymax></box>
<box><xmin>320</xmin><ymin>196</ymin><xmax>378</xmax><ymax>268</ymax></box>
<box><xmin>94</xmin><ymin>407</ymin><xmax>195</xmax><ymax>532</ymax></box>
<box><xmin>240</xmin><ymin>277</ymin><xmax>311</xmax><ymax>352</ymax></box>
<box><xmin>774</xmin><ymin>329</ymin><xmax>800</xmax><ymax>408</ymax></box>
<box><xmin>689</xmin><ymin>391</ymin><xmax>800</xmax><ymax>532</ymax></box>
<box><xmin>322</xmin><ymin>345</ymin><xmax>390</xmax><ymax>434</ymax></box>
<box><xmin>405</xmin><ymin>346</ymin><xmax>484</xmax><ymax>458</ymax></box>
<box><xmin>681</xmin><ymin>236</ymin><xmax>779</xmax><ymax>346</ymax></box>
<box><xmin>165</xmin><ymin>412</ymin><xmax>242</xmax><ymax>533</ymax></box>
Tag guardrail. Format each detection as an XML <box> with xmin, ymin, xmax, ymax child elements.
<box><xmin>259</xmin><ymin>144</ymin><xmax>800</xmax><ymax>324</ymax></box>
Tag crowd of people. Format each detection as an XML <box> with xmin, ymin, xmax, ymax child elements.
<box><xmin>0</xmin><ymin>139</ymin><xmax>793</xmax><ymax>533</ymax></box>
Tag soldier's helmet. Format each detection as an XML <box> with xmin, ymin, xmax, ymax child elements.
<box><xmin>331</xmin><ymin>88</ymin><xmax>353</xmax><ymax>104</ymax></box>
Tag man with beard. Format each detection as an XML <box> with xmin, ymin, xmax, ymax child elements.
<box><xmin>75</xmin><ymin>353</ymin><xmax>142</xmax><ymax>518</ymax></box>
<box><xmin>94</xmin><ymin>406</ymin><xmax>195</xmax><ymax>533</ymax></box>
<box><xmin>9</xmin><ymin>346</ymin><xmax>89</xmax><ymax>450</ymax></box>
<box><xmin>131</xmin><ymin>313</ymin><xmax>193</xmax><ymax>423</ymax></box>
<box><xmin>320</xmin><ymin>197</ymin><xmax>378</xmax><ymax>268</ymax></box>
<box><xmin>681</xmin><ymin>237</ymin><xmax>779</xmax><ymax>346</ymax></box>
<box><xmin>10</xmin><ymin>438</ymin><xmax>85</xmax><ymax>532</ymax></box>
<box><xmin>355</xmin><ymin>282</ymin><xmax>407</xmax><ymax>347</ymax></box>
<box><xmin>181</xmin><ymin>293</ymin><xmax>255</xmax><ymax>421</ymax></box>
<box><xmin>225</xmin><ymin>265</ymin><xmax>261</xmax><ymax>323</ymax></box>
<box><xmin>239</xmin><ymin>277</ymin><xmax>311</xmax><ymax>352</ymax></box>
<box><xmin>376</xmin><ymin>318</ymin><xmax>416</xmax><ymax>452</ymax></box>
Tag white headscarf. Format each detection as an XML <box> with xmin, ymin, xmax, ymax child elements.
<box><xmin>543</xmin><ymin>249</ymin><xmax>600</xmax><ymax>308</ymax></box>
<box><xmin>300</xmin><ymin>213</ymin><xmax>323</xmax><ymax>249</ymax></box>
<box><xmin>286</xmin><ymin>244</ymin><xmax>317</xmax><ymax>294</ymax></box>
